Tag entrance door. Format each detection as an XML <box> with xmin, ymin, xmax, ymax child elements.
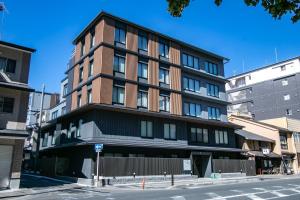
<box><xmin>193</xmin><ymin>155</ymin><xmax>211</xmax><ymax>177</ymax></box>
<box><xmin>0</xmin><ymin>145</ymin><xmax>13</xmax><ymax>189</ymax></box>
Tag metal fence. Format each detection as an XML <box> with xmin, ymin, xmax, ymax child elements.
<box><xmin>212</xmin><ymin>159</ymin><xmax>256</xmax><ymax>176</ymax></box>
<box><xmin>95</xmin><ymin>157</ymin><xmax>185</xmax><ymax>177</ymax></box>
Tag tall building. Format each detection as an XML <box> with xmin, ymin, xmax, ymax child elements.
<box><xmin>0</xmin><ymin>41</ymin><xmax>35</xmax><ymax>189</ymax></box>
<box><xmin>226</xmin><ymin>56</ymin><xmax>300</xmax><ymax>120</ymax></box>
<box><xmin>39</xmin><ymin>12</ymin><xmax>245</xmax><ymax>180</ymax></box>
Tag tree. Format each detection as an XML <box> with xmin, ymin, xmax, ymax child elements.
<box><xmin>167</xmin><ymin>0</ymin><xmax>300</xmax><ymax>23</ymax></box>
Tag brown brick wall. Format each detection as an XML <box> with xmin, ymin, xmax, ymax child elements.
<box><xmin>170</xmin><ymin>93</ymin><xmax>182</xmax><ymax>115</ymax></box>
<box><xmin>95</xmin><ymin>19</ymin><xmax>104</xmax><ymax>44</ymax></box>
<box><xmin>71</xmin><ymin>90</ymin><xmax>78</xmax><ymax>110</ymax></box>
<box><xmin>99</xmin><ymin>77</ymin><xmax>113</xmax><ymax>104</ymax></box>
<box><xmin>170</xmin><ymin>66</ymin><xmax>181</xmax><ymax>91</ymax></box>
<box><xmin>125</xmin><ymin>54</ymin><xmax>138</xmax><ymax>81</ymax></box>
<box><xmin>126</xmin><ymin>26</ymin><xmax>138</xmax><ymax>52</ymax></box>
<box><xmin>92</xmin><ymin>78</ymin><xmax>101</xmax><ymax>104</ymax></box>
<box><xmin>149</xmin><ymin>34</ymin><xmax>158</xmax><ymax>58</ymax></box>
<box><xmin>149</xmin><ymin>88</ymin><xmax>159</xmax><ymax>112</ymax></box>
<box><xmin>101</xmin><ymin>46</ymin><xmax>114</xmax><ymax>75</ymax></box>
<box><xmin>103</xmin><ymin>17</ymin><xmax>115</xmax><ymax>45</ymax></box>
<box><xmin>148</xmin><ymin>60</ymin><xmax>159</xmax><ymax>86</ymax></box>
<box><xmin>125</xmin><ymin>83</ymin><xmax>137</xmax><ymax>108</ymax></box>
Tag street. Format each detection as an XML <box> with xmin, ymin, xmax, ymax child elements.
<box><xmin>10</xmin><ymin>176</ymin><xmax>300</xmax><ymax>200</ymax></box>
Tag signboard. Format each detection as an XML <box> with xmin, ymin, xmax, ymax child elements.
<box><xmin>262</xmin><ymin>148</ymin><xmax>270</xmax><ymax>155</ymax></box>
<box><xmin>183</xmin><ymin>159</ymin><xmax>191</xmax><ymax>171</ymax></box>
<box><xmin>94</xmin><ymin>144</ymin><xmax>103</xmax><ymax>152</ymax></box>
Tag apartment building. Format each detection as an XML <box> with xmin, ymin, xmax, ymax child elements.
<box><xmin>0</xmin><ymin>41</ymin><xmax>35</xmax><ymax>189</ymax></box>
<box><xmin>226</xmin><ymin>57</ymin><xmax>300</xmax><ymax>120</ymax></box>
<box><xmin>38</xmin><ymin>12</ymin><xmax>245</xmax><ymax>180</ymax></box>
<box><xmin>229</xmin><ymin>115</ymin><xmax>297</xmax><ymax>174</ymax></box>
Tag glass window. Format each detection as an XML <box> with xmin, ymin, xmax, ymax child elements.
<box><xmin>182</xmin><ymin>53</ymin><xmax>200</xmax><ymax>70</ymax></box>
<box><xmin>282</xmin><ymin>79</ymin><xmax>288</xmax><ymax>86</ymax></box>
<box><xmin>184</xmin><ymin>102</ymin><xmax>201</xmax><ymax>118</ymax></box>
<box><xmin>280</xmin><ymin>134</ymin><xmax>288</xmax><ymax>149</ymax></box>
<box><xmin>182</xmin><ymin>54</ymin><xmax>188</xmax><ymax>66</ymax></box>
<box><xmin>90</xmin><ymin>30</ymin><xmax>95</xmax><ymax>48</ymax></box>
<box><xmin>76</xmin><ymin>119</ymin><xmax>83</xmax><ymax>137</ymax></box>
<box><xmin>80</xmin><ymin>40</ymin><xmax>85</xmax><ymax>56</ymax></box>
<box><xmin>207</xmin><ymin>83</ymin><xmax>219</xmax><ymax>98</ymax></box>
<box><xmin>0</xmin><ymin>57</ymin><xmax>16</xmax><ymax>73</ymax></box>
<box><xmin>88</xmin><ymin>60</ymin><xmax>94</xmax><ymax>77</ymax></box>
<box><xmin>138</xmin><ymin>62</ymin><xmax>148</xmax><ymax>79</ymax></box>
<box><xmin>137</xmin><ymin>89</ymin><xmax>148</xmax><ymax>108</ymax></box>
<box><xmin>286</xmin><ymin>109</ymin><xmax>292</xmax><ymax>116</ymax></box>
<box><xmin>42</xmin><ymin>133</ymin><xmax>48</xmax><ymax>147</ymax></box>
<box><xmin>113</xmin><ymin>83</ymin><xmax>125</xmax><ymax>105</ymax></box>
<box><xmin>208</xmin><ymin>106</ymin><xmax>221</xmax><ymax>120</ymax></box>
<box><xmin>159</xmin><ymin>94</ymin><xmax>170</xmax><ymax>112</ymax></box>
<box><xmin>138</xmin><ymin>33</ymin><xmax>148</xmax><ymax>51</ymax></box>
<box><xmin>159</xmin><ymin>68</ymin><xmax>169</xmax><ymax>84</ymax></box>
<box><xmin>114</xmin><ymin>55</ymin><xmax>125</xmax><ymax>73</ymax></box>
<box><xmin>205</xmin><ymin>61</ymin><xmax>218</xmax><ymax>75</ymax></box>
<box><xmin>0</xmin><ymin>97</ymin><xmax>14</xmax><ymax>113</ymax></box>
<box><xmin>51</xmin><ymin>111</ymin><xmax>58</xmax><ymax>120</ymax></box>
<box><xmin>203</xmin><ymin>129</ymin><xmax>208</xmax><ymax>143</ymax></box>
<box><xmin>159</xmin><ymin>41</ymin><xmax>169</xmax><ymax>58</ymax></box>
<box><xmin>63</xmin><ymin>84</ymin><xmax>68</xmax><ymax>96</ymax></box>
<box><xmin>215</xmin><ymin>130</ymin><xmax>228</xmax><ymax>144</ymax></box>
<box><xmin>79</xmin><ymin>66</ymin><xmax>84</xmax><ymax>83</ymax></box>
<box><xmin>77</xmin><ymin>94</ymin><xmax>82</xmax><ymax>107</ymax></box>
<box><xmin>87</xmin><ymin>89</ymin><xmax>92</xmax><ymax>104</ymax></box>
<box><xmin>183</xmin><ymin>77</ymin><xmax>200</xmax><ymax>93</ymax></box>
<box><xmin>284</xmin><ymin>94</ymin><xmax>290</xmax><ymax>101</ymax></box>
<box><xmin>141</xmin><ymin>121</ymin><xmax>153</xmax><ymax>138</ymax></box>
<box><xmin>115</xmin><ymin>26</ymin><xmax>126</xmax><ymax>44</ymax></box>
<box><xmin>164</xmin><ymin>123</ymin><xmax>176</xmax><ymax>139</ymax></box>
<box><xmin>190</xmin><ymin>128</ymin><xmax>208</xmax><ymax>143</ymax></box>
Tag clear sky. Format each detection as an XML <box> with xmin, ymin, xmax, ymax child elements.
<box><xmin>1</xmin><ymin>0</ymin><xmax>300</xmax><ymax>93</ymax></box>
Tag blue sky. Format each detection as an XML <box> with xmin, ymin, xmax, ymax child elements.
<box><xmin>2</xmin><ymin>0</ymin><xmax>300</xmax><ymax>93</ymax></box>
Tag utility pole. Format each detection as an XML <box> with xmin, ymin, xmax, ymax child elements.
<box><xmin>34</xmin><ymin>84</ymin><xmax>45</xmax><ymax>172</ymax></box>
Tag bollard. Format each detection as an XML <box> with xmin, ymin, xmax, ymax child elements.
<box><xmin>240</xmin><ymin>169</ymin><xmax>243</xmax><ymax>174</ymax></box>
<box><xmin>171</xmin><ymin>174</ymin><xmax>174</xmax><ymax>186</ymax></box>
<box><xmin>102</xmin><ymin>179</ymin><xmax>105</xmax><ymax>187</ymax></box>
<box><xmin>164</xmin><ymin>171</ymin><xmax>167</xmax><ymax>180</ymax></box>
<box><xmin>190</xmin><ymin>171</ymin><xmax>193</xmax><ymax>176</ymax></box>
<box><xmin>133</xmin><ymin>172</ymin><xmax>136</xmax><ymax>179</ymax></box>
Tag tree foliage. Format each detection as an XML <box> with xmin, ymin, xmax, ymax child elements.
<box><xmin>167</xmin><ymin>0</ymin><xmax>300</xmax><ymax>23</ymax></box>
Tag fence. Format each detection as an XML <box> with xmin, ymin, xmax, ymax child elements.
<box><xmin>95</xmin><ymin>157</ymin><xmax>186</xmax><ymax>177</ymax></box>
<box><xmin>212</xmin><ymin>159</ymin><xmax>256</xmax><ymax>176</ymax></box>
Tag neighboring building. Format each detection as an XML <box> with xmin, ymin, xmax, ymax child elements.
<box><xmin>226</xmin><ymin>57</ymin><xmax>300</xmax><ymax>120</ymax></box>
<box><xmin>39</xmin><ymin>12</ymin><xmax>247</xmax><ymax>180</ymax></box>
<box><xmin>0</xmin><ymin>41</ymin><xmax>35</xmax><ymax>189</ymax></box>
<box><xmin>229</xmin><ymin>115</ymin><xmax>298</xmax><ymax>174</ymax></box>
<box><xmin>260</xmin><ymin>117</ymin><xmax>300</xmax><ymax>174</ymax></box>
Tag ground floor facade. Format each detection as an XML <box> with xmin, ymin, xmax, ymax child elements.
<box><xmin>0</xmin><ymin>137</ymin><xmax>25</xmax><ymax>189</ymax></box>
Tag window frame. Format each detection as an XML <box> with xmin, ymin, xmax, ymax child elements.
<box><xmin>112</xmin><ymin>83</ymin><xmax>125</xmax><ymax>105</ymax></box>
<box><xmin>113</xmin><ymin>54</ymin><xmax>126</xmax><ymax>74</ymax></box>
<box><xmin>183</xmin><ymin>102</ymin><xmax>201</xmax><ymax>118</ymax></box>
<box><xmin>183</xmin><ymin>77</ymin><xmax>200</xmax><ymax>93</ymax></box>
<box><xmin>159</xmin><ymin>67</ymin><xmax>170</xmax><ymax>84</ymax></box>
<box><xmin>140</xmin><ymin>120</ymin><xmax>153</xmax><ymax>138</ymax></box>
<box><xmin>207</xmin><ymin>83</ymin><xmax>220</xmax><ymax>98</ymax></box>
<box><xmin>164</xmin><ymin>123</ymin><xmax>176</xmax><ymax>140</ymax></box>
<box><xmin>87</xmin><ymin>89</ymin><xmax>92</xmax><ymax>104</ymax></box>
<box><xmin>0</xmin><ymin>96</ymin><xmax>14</xmax><ymax>113</ymax></box>
<box><xmin>159</xmin><ymin>41</ymin><xmax>169</xmax><ymax>59</ymax></box>
<box><xmin>208</xmin><ymin>106</ymin><xmax>221</xmax><ymax>120</ymax></box>
<box><xmin>190</xmin><ymin>128</ymin><xmax>209</xmax><ymax>143</ymax></box>
<box><xmin>205</xmin><ymin>61</ymin><xmax>218</xmax><ymax>75</ymax></box>
<box><xmin>215</xmin><ymin>130</ymin><xmax>228</xmax><ymax>145</ymax></box>
<box><xmin>138</xmin><ymin>33</ymin><xmax>148</xmax><ymax>51</ymax></box>
<box><xmin>138</xmin><ymin>61</ymin><xmax>148</xmax><ymax>79</ymax></box>
<box><xmin>114</xmin><ymin>26</ymin><xmax>126</xmax><ymax>45</ymax></box>
<box><xmin>88</xmin><ymin>60</ymin><xmax>94</xmax><ymax>77</ymax></box>
<box><xmin>159</xmin><ymin>94</ymin><xmax>170</xmax><ymax>112</ymax></box>
<box><xmin>137</xmin><ymin>89</ymin><xmax>148</xmax><ymax>109</ymax></box>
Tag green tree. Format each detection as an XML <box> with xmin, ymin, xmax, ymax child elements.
<box><xmin>167</xmin><ymin>0</ymin><xmax>300</xmax><ymax>23</ymax></box>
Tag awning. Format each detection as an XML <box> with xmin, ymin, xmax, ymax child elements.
<box><xmin>266</xmin><ymin>152</ymin><xmax>281</xmax><ymax>158</ymax></box>
<box><xmin>248</xmin><ymin>151</ymin><xmax>265</xmax><ymax>157</ymax></box>
<box><xmin>246</xmin><ymin>151</ymin><xmax>281</xmax><ymax>159</ymax></box>
<box><xmin>235</xmin><ymin>129</ymin><xmax>275</xmax><ymax>143</ymax></box>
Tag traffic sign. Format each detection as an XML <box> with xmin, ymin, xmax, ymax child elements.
<box><xmin>95</xmin><ymin>144</ymin><xmax>103</xmax><ymax>152</ymax></box>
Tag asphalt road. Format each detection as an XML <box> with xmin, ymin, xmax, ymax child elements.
<box><xmin>13</xmin><ymin>176</ymin><xmax>300</xmax><ymax>200</ymax></box>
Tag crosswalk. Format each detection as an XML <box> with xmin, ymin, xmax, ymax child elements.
<box><xmin>168</xmin><ymin>184</ymin><xmax>300</xmax><ymax>200</ymax></box>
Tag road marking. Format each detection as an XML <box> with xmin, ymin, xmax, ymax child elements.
<box><xmin>205</xmin><ymin>192</ymin><xmax>225</xmax><ymax>199</ymax></box>
<box><xmin>230</xmin><ymin>189</ymin><xmax>243</xmax><ymax>193</ymax></box>
<box><xmin>272</xmin><ymin>186</ymin><xmax>284</xmax><ymax>189</ymax></box>
<box><xmin>290</xmin><ymin>188</ymin><xmax>300</xmax><ymax>193</ymax></box>
<box><xmin>247</xmin><ymin>194</ymin><xmax>265</xmax><ymax>200</ymax></box>
<box><xmin>171</xmin><ymin>196</ymin><xmax>186</xmax><ymax>200</ymax></box>
<box><xmin>106</xmin><ymin>198</ymin><xmax>115</xmax><ymax>200</ymax></box>
<box><xmin>252</xmin><ymin>188</ymin><xmax>266</xmax><ymax>191</ymax></box>
<box><xmin>270</xmin><ymin>190</ymin><xmax>288</xmax><ymax>197</ymax></box>
<box><xmin>288</xmin><ymin>184</ymin><xmax>300</xmax><ymax>187</ymax></box>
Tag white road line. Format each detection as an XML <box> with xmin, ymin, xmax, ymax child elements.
<box><xmin>290</xmin><ymin>188</ymin><xmax>300</xmax><ymax>193</ymax></box>
<box><xmin>206</xmin><ymin>192</ymin><xmax>225</xmax><ymax>199</ymax></box>
<box><xmin>270</xmin><ymin>191</ymin><xmax>288</xmax><ymax>197</ymax></box>
<box><xmin>252</xmin><ymin>188</ymin><xmax>266</xmax><ymax>191</ymax></box>
<box><xmin>272</xmin><ymin>186</ymin><xmax>284</xmax><ymax>189</ymax></box>
<box><xmin>246</xmin><ymin>194</ymin><xmax>265</xmax><ymax>200</ymax></box>
<box><xmin>288</xmin><ymin>184</ymin><xmax>300</xmax><ymax>187</ymax></box>
<box><xmin>230</xmin><ymin>189</ymin><xmax>243</xmax><ymax>193</ymax></box>
<box><xmin>106</xmin><ymin>198</ymin><xmax>115</xmax><ymax>200</ymax></box>
<box><xmin>171</xmin><ymin>195</ymin><xmax>186</xmax><ymax>200</ymax></box>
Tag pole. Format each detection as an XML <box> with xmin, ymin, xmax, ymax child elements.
<box><xmin>34</xmin><ymin>84</ymin><xmax>45</xmax><ymax>172</ymax></box>
<box><xmin>96</xmin><ymin>151</ymin><xmax>100</xmax><ymax>182</ymax></box>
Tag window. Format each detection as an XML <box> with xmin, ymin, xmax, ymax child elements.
<box><xmin>280</xmin><ymin>134</ymin><xmax>288</xmax><ymax>149</ymax></box>
<box><xmin>51</xmin><ymin>131</ymin><xmax>56</xmax><ymax>145</ymax></box>
<box><xmin>215</xmin><ymin>130</ymin><xmax>228</xmax><ymax>144</ymax></box>
<box><xmin>286</xmin><ymin>109</ymin><xmax>292</xmax><ymax>116</ymax></box>
<box><xmin>138</xmin><ymin>32</ymin><xmax>148</xmax><ymax>51</ymax></box>
<box><xmin>141</xmin><ymin>121</ymin><xmax>153</xmax><ymax>138</ymax></box>
<box><xmin>88</xmin><ymin>60</ymin><xmax>94</xmax><ymax>77</ymax></box>
<box><xmin>113</xmin><ymin>83</ymin><xmax>125</xmax><ymax>105</ymax></box>
<box><xmin>183</xmin><ymin>102</ymin><xmax>201</xmax><ymax>118</ymax></box>
<box><xmin>159</xmin><ymin>67</ymin><xmax>169</xmax><ymax>84</ymax></box>
<box><xmin>159</xmin><ymin>94</ymin><xmax>170</xmax><ymax>112</ymax></box>
<box><xmin>76</xmin><ymin>119</ymin><xmax>83</xmax><ymax>137</ymax></box>
<box><xmin>190</xmin><ymin>128</ymin><xmax>208</xmax><ymax>143</ymax></box>
<box><xmin>77</xmin><ymin>94</ymin><xmax>82</xmax><ymax>107</ymax></box>
<box><xmin>51</xmin><ymin>111</ymin><xmax>58</xmax><ymax>120</ymax></box>
<box><xmin>159</xmin><ymin>41</ymin><xmax>169</xmax><ymax>59</ymax></box>
<box><xmin>63</xmin><ymin>84</ymin><xmax>68</xmax><ymax>96</ymax></box>
<box><xmin>205</xmin><ymin>61</ymin><xmax>218</xmax><ymax>75</ymax></box>
<box><xmin>182</xmin><ymin>53</ymin><xmax>200</xmax><ymax>70</ymax></box>
<box><xmin>0</xmin><ymin>57</ymin><xmax>16</xmax><ymax>73</ymax></box>
<box><xmin>207</xmin><ymin>83</ymin><xmax>219</xmax><ymax>98</ymax></box>
<box><xmin>280</xmin><ymin>65</ymin><xmax>286</xmax><ymax>71</ymax></box>
<box><xmin>0</xmin><ymin>97</ymin><xmax>14</xmax><ymax>113</ymax></box>
<box><xmin>282</xmin><ymin>79</ymin><xmax>288</xmax><ymax>86</ymax></box>
<box><xmin>79</xmin><ymin>65</ymin><xmax>84</xmax><ymax>83</ymax></box>
<box><xmin>114</xmin><ymin>26</ymin><xmax>126</xmax><ymax>45</ymax></box>
<box><xmin>137</xmin><ymin>89</ymin><xmax>148</xmax><ymax>108</ymax></box>
<box><xmin>293</xmin><ymin>132</ymin><xmax>300</xmax><ymax>143</ymax></box>
<box><xmin>42</xmin><ymin>133</ymin><xmax>48</xmax><ymax>147</ymax></box>
<box><xmin>208</xmin><ymin>107</ymin><xmax>221</xmax><ymax>120</ymax></box>
<box><xmin>164</xmin><ymin>123</ymin><xmax>176</xmax><ymax>139</ymax></box>
<box><xmin>183</xmin><ymin>77</ymin><xmax>200</xmax><ymax>93</ymax></box>
<box><xmin>90</xmin><ymin>29</ymin><xmax>95</xmax><ymax>48</ymax></box>
<box><xmin>87</xmin><ymin>89</ymin><xmax>92</xmax><ymax>104</ymax></box>
<box><xmin>138</xmin><ymin>61</ymin><xmax>148</xmax><ymax>79</ymax></box>
<box><xmin>80</xmin><ymin>40</ymin><xmax>85</xmax><ymax>57</ymax></box>
<box><xmin>61</xmin><ymin>106</ymin><xmax>66</xmax><ymax>115</ymax></box>
<box><xmin>284</xmin><ymin>94</ymin><xmax>290</xmax><ymax>101</ymax></box>
<box><xmin>113</xmin><ymin>54</ymin><xmax>125</xmax><ymax>74</ymax></box>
